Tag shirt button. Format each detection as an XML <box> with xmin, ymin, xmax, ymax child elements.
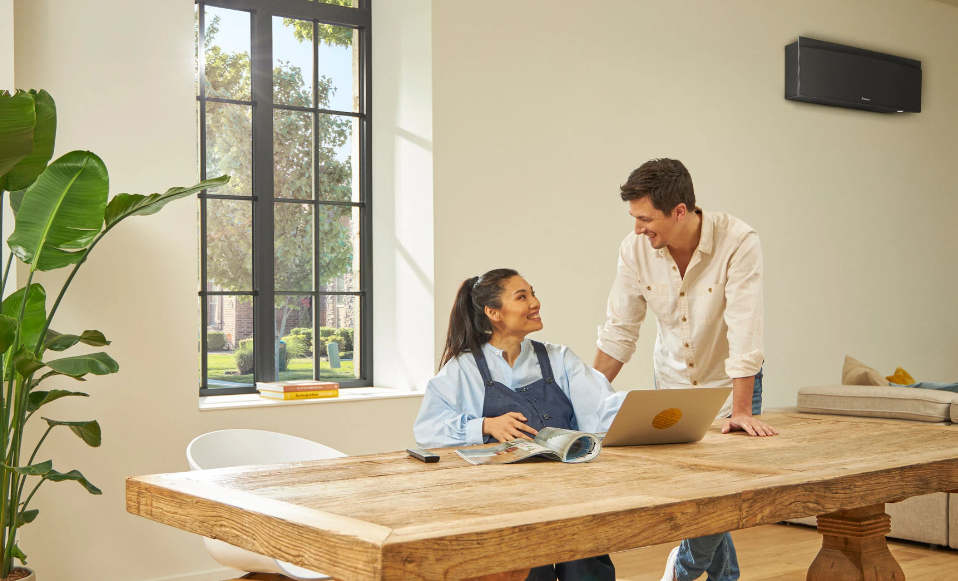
<box><xmin>684</xmin><ymin>342</ymin><xmax>690</xmax><ymax>348</ymax></box>
<box><xmin>682</xmin><ymin>317</ymin><xmax>687</xmax><ymax>322</ymax></box>
<box><xmin>646</xmin><ymin>286</ymin><xmax>651</xmax><ymax>291</ymax></box>
<box><xmin>692</xmin><ymin>380</ymin><xmax>698</xmax><ymax>386</ymax></box>
<box><xmin>708</xmin><ymin>287</ymin><xmax>713</xmax><ymax>293</ymax></box>
<box><xmin>688</xmin><ymin>363</ymin><xmax>695</xmax><ymax>368</ymax></box>
<box><xmin>672</xmin><ymin>266</ymin><xmax>677</xmax><ymax>271</ymax></box>
<box><xmin>679</xmin><ymin>291</ymin><xmax>685</xmax><ymax>297</ymax></box>
<box><xmin>543</xmin><ymin>414</ymin><xmax>551</xmax><ymax>420</ymax></box>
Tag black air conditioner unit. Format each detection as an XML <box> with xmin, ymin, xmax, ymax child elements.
<box><xmin>785</xmin><ymin>36</ymin><xmax>921</xmax><ymax>113</ymax></box>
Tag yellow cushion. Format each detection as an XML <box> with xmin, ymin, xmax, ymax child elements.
<box><xmin>886</xmin><ymin>367</ymin><xmax>915</xmax><ymax>385</ymax></box>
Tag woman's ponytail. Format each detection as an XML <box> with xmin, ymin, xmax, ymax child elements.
<box><xmin>439</xmin><ymin>268</ymin><xmax>519</xmax><ymax>369</ymax></box>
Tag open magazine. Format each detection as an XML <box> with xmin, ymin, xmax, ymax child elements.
<box><xmin>456</xmin><ymin>426</ymin><xmax>601</xmax><ymax>465</ymax></box>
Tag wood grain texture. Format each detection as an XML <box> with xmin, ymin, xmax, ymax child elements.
<box><xmin>126</xmin><ymin>413</ymin><xmax>958</xmax><ymax>581</ymax></box>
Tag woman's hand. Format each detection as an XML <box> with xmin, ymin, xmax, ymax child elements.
<box><xmin>482</xmin><ymin>412</ymin><xmax>538</xmax><ymax>443</ymax></box>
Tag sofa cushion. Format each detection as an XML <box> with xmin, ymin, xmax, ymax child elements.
<box><xmin>952</xmin><ymin>402</ymin><xmax>958</xmax><ymax>423</ymax></box>
<box><xmin>798</xmin><ymin>385</ymin><xmax>958</xmax><ymax>423</ymax></box>
<box><xmin>842</xmin><ymin>355</ymin><xmax>890</xmax><ymax>386</ymax></box>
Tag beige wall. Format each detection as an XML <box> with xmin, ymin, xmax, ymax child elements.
<box><xmin>433</xmin><ymin>0</ymin><xmax>958</xmax><ymax>410</ymax></box>
<box><xmin>13</xmin><ymin>1</ymin><xmax>425</xmax><ymax>580</ymax></box>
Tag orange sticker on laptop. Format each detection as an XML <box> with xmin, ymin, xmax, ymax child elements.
<box><xmin>652</xmin><ymin>408</ymin><xmax>682</xmax><ymax>430</ymax></box>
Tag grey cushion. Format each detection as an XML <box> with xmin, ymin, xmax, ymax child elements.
<box><xmin>797</xmin><ymin>385</ymin><xmax>958</xmax><ymax>423</ymax></box>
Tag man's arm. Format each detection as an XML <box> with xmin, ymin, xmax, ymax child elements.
<box><xmin>721</xmin><ymin>232</ymin><xmax>776</xmax><ymax>436</ymax></box>
<box><xmin>595</xmin><ymin>236</ymin><xmax>647</xmax><ymax>377</ymax></box>
<box><xmin>593</xmin><ymin>349</ymin><xmax>624</xmax><ymax>383</ymax></box>
<box><xmin>722</xmin><ymin>375</ymin><xmax>778</xmax><ymax>436</ymax></box>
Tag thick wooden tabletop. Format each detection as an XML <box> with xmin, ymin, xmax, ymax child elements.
<box><xmin>126</xmin><ymin>413</ymin><xmax>958</xmax><ymax>581</ymax></box>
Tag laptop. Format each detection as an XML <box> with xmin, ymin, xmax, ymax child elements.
<box><xmin>601</xmin><ymin>387</ymin><xmax>733</xmax><ymax>446</ymax></box>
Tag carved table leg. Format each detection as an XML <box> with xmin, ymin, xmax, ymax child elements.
<box><xmin>807</xmin><ymin>504</ymin><xmax>904</xmax><ymax>581</ymax></box>
<box><xmin>464</xmin><ymin>569</ymin><xmax>530</xmax><ymax>581</ymax></box>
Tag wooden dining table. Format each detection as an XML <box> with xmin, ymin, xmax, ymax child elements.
<box><xmin>126</xmin><ymin>412</ymin><xmax>958</xmax><ymax>580</ymax></box>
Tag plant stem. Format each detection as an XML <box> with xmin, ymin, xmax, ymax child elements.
<box><xmin>0</xmin><ymin>252</ymin><xmax>12</xmax><ymax>309</ymax></box>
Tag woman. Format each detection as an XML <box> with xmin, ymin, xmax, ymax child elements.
<box><xmin>414</xmin><ymin>268</ymin><xmax>616</xmax><ymax>581</ymax></box>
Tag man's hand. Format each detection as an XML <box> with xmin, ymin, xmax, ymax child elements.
<box><xmin>722</xmin><ymin>413</ymin><xmax>778</xmax><ymax>436</ymax></box>
<box><xmin>482</xmin><ymin>412</ymin><xmax>538</xmax><ymax>443</ymax></box>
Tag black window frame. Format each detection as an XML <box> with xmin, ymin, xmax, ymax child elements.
<box><xmin>197</xmin><ymin>0</ymin><xmax>373</xmax><ymax>396</ymax></box>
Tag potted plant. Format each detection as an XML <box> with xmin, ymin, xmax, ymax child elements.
<box><xmin>0</xmin><ymin>89</ymin><xmax>227</xmax><ymax>580</ymax></box>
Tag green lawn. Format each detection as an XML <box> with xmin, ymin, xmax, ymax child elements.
<box><xmin>206</xmin><ymin>352</ymin><xmax>356</xmax><ymax>384</ymax></box>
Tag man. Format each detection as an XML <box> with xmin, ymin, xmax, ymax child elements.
<box><xmin>593</xmin><ymin>158</ymin><xmax>776</xmax><ymax>581</ymax></box>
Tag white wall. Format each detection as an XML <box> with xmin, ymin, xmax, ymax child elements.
<box><xmin>12</xmin><ymin>1</ymin><xmax>428</xmax><ymax>580</ymax></box>
<box><xmin>373</xmin><ymin>0</ymin><xmax>435</xmax><ymax>391</ymax></box>
<box><xmin>432</xmin><ymin>0</ymin><xmax>958</xmax><ymax>409</ymax></box>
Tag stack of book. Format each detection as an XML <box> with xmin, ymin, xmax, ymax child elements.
<box><xmin>256</xmin><ymin>380</ymin><xmax>339</xmax><ymax>400</ymax></box>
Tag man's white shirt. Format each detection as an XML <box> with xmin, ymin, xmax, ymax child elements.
<box><xmin>596</xmin><ymin>209</ymin><xmax>764</xmax><ymax>419</ymax></box>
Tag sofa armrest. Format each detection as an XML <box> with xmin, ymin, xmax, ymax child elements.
<box><xmin>798</xmin><ymin>384</ymin><xmax>958</xmax><ymax>423</ymax></box>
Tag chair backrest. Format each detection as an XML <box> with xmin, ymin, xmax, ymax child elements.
<box><xmin>187</xmin><ymin>429</ymin><xmax>346</xmax><ymax>471</ymax></box>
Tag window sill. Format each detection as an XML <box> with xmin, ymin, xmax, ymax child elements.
<box><xmin>199</xmin><ymin>387</ymin><xmax>424</xmax><ymax>412</ymax></box>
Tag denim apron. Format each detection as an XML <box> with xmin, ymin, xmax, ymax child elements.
<box><xmin>473</xmin><ymin>340</ymin><xmax>616</xmax><ymax>581</ymax></box>
<box><xmin>474</xmin><ymin>340</ymin><xmax>576</xmax><ymax>436</ymax></box>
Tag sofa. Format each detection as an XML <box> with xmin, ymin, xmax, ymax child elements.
<box><xmin>788</xmin><ymin>383</ymin><xmax>958</xmax><ymax>548</ymax></box>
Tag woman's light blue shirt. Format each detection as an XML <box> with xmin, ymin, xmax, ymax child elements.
<box><xmin>414</xmin><ymin>339</ymin><xmax>616</xmax><ymax>448</ymax></box>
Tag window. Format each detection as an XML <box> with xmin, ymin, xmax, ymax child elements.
<box><xmin>196</xmin><ymin>0</ymin><xmax>372</xmax><ymax>395</ymax></box>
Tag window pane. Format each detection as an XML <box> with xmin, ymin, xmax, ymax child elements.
<box><xmin>203</xmin><ymin>6</ymin><xmax>251</xmax><ymax>102</ymax></box>
<box><xmin>317</xmin><ymin>25</ymin><xmax>359</xmax><ymax>113</ymax></box>
<box><xmin>206</xmin><ymin>102</ymin><xmax>252</xmax><ymax>197</ymax></box>
<box><xmin>316</xmin><ymin>114</ymin><xmax>359</xmax><ymax>202</ymax></box>
<box><xmin>318</xmin><ymin>294</ymin><xmax>360</xmax><ymax>382</ymax></box>
<box><xmin>275</xmin><ymin>202</ymin><xmax>314</xmax><ymax>292</ymax></box>
<box><xmin>207</xmin><ymin>199</ymin><xmax>253</xmax><ymax>292</ymax></box>
<box><xmin>274</xmin><ymin>110</ymin><xmax>313</xmax><ymax>199</ymax></box>
<box><xmin>319</xmin><ymin>205</ymin><xmax>360</xmax><ymax>292</ymax></box>
<box><xmin>204</xmin><ymin>295</ymin><xmax>255</xmax><ymax>389</ymax></box>
<box><xmin>277</xmin><ymin>295</ymin><xmax>315</xmax><ymax>382</ymax></box>
<box><xmin>273</xmin><ymin>16</ymin><xmax>314</xmax><ymax>107</ymax></box>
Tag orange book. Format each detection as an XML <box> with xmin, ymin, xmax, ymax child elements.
<box><xmin>259</xmin><ymin>389</ymin><xmax>339</xmax><ymax>401</ymax></box>
<box><xmin>256</xmin><ymin>380</ymin><xmax>340</xmax><ymax>393</ymax></box>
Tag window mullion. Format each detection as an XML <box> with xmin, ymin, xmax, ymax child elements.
<box><xmin>251</xmin><ymin>8</ymin><xmax>276</xmax><ymax>383</ymax></box>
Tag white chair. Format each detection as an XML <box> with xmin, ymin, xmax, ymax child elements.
<box><xmin>186</xmin><ymin>429</ymin><xmax>347</xmax><ymax>581</ymax></box>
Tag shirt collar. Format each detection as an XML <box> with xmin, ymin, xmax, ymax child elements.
<box><xmin>696</xmin><ymin>207</ymin><xmax>714</xmax><ymax>255</ymax></box>
<box><xmin>484</xmin><ymin>338</ymin><xmax>530</xmax><ymax>360</ymax></box>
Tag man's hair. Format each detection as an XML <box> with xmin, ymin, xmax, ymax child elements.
<box><xmin>620</xmin><ymin>158</ymin><xmax>695</xmax><ymax>216</ymax></box>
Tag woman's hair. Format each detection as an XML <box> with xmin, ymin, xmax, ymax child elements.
<box><xmin>439</xmin><ymin>268</ymin><xmax>519</xmax><ymax>369</ymax></box>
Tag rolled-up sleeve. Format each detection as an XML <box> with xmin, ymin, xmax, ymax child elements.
<box><xmin>558</xmin><ymin>346</ymin><xmax>616</xmax><ymax>434</ymax></box>
<box><xmin>413</xmin><ymin>369</ymin><xmax>485</xmax><ymax>448</ymax></box>
<box><xmin>596</xmin><ymin>236</ymin><xmax>647</xmax><ymax>364</ymax></box>
<box><xmin>723</xmin><ymin>232</ymin><xmax>764</xmax><ymax>378</ymax></box>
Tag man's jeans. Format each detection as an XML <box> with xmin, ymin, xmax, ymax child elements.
<box><xmin>674</xmin><ymin>369</ymin><xmax>763</xmax><ymax>581</ymax></box>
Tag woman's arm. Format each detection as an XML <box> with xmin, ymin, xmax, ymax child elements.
<box><xmin>556</xmin><ymin>345</ymin><xmax>618</xmax><ymax>434</ymax></box>
<box><xmin>413</xmin><ymin>367</ymin><xmax>485</xmax><ymax>448</ymax></box>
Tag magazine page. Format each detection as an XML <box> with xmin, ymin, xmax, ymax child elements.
<box><xmin>456</xmin><ymin>439</ymin><xmax>554</xmax><ymax>465</ymax></box>
<box><xmin>532</xmin><ymin>427</ymin><xmax>601</xmax><ymax>463</ymax></box>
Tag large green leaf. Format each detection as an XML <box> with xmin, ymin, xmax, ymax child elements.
<box><xmin>17</xmin><ymin>509</ymin><xmax>38</xmax><ymax>527</ymax></box>
<box><xmin>45</xmin><ymin>329</ymin><xmax>110</xmax><ymax>352</ymax></box>
<box><xmin>0</xmin><ymin>90</ymin><xmax>56</xmax><ymax>192</ymax></box>
<box><xmin>13</xmin><ymin>347</ymin><xmax>44</xmax><ymax>376</ymax></box>
<box><xmin>44</xmin><ymin>468</ymin><xmax>102</xmax><ymax>494</ymax></box>
<box><xmin>43</xmin><ymin>418</ymin><xmax>101</xmax><ymax>447</ymax></box>
<box><xmin>27</xmin><ymin>389</ymin><xmax>89</xmax><ymax>413</ymax></box>
<box><xmin>9</xmin><ymin>188</ymin><xmax>25</xmax><ymax>215</ymax></box>
<box><xmin>45</xmin><ymin>352</ymin><xmax>118</xmax><ymax>377</ymax></box>
<box><xmin>7</xmin><ymin>460</ymin><xmax>52</xmax><ymax>476</ymax></box>
<box><xmin>0</xmin><ymin>284</ymin><xmax>47</xmax><ymax>351</ymax></box>
<box><xmin>8</xmin><ymin>150</ymin><xmax>109</xmax><ymax>271</ymax></box>
<box><xmin>0</xmin><ymin>90</ymin><xmax>36</xmax><ymax>178</ymax></box>
<box><xmin>103</xmin><ymin>175</ymin><xmax>229</xmax><ymax>229</ymax></box>
<box><xmin>0</xmin><ymin>313</ymin><xmax>17</xmax><ymax>353</ymax></box>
